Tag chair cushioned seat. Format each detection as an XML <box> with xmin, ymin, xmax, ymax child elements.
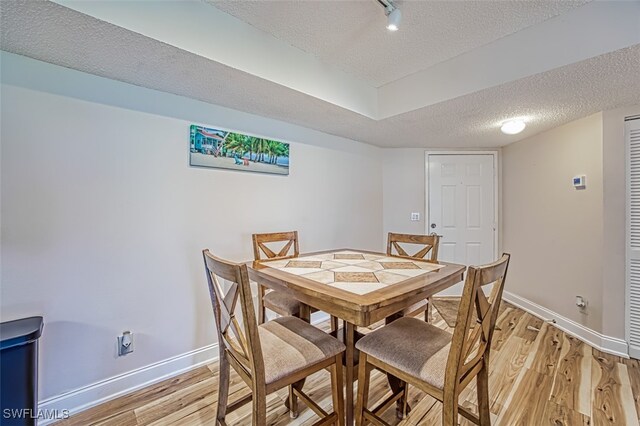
<box><xmin>263</xmin><ymin>291</ymin><xmax>301</xmax><ymax>316</ymax></box>
<box><xmin>259</xmin><ymin>316</ymin><xmax>345</xmax><ymax>385</ymax></box>
<box><xmin>355</xmin><ymin>317</ymin><xmax>452</xmax><ymax>389</ymax></box>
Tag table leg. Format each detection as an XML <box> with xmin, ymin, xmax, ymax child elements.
<box><xmin>385</xmin><ymin>313</ymin><xmax>411</xmax><ymax>419</ymax></box>
<box><xmin>345</xmin><ymin>321</ymin><xmax>355</xmax><ymax>425</ymax></box>
<box><xmin>299</xmin><ymin>304</ymin><xmax>311</xmax><ymax>323</ymax></box>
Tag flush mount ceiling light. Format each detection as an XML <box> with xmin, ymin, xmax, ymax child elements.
<box><xmin>377</xmin><ymin>0</ymin><xmax>402</xmax><ymax>31</ymax></box>
<box><xmin>500</xmin><ymin>119</ymin><xmax>526</xmax><ymax>135</ymax></box>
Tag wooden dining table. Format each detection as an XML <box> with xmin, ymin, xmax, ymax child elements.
<box><xmin>248</xmin><ymin>248</ymin><xmax>465</xmax><ymax>425</ymax></box>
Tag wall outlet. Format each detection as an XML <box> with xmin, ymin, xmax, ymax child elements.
<box><xmin>410</xmin><ymin>212</ymin><xmax>420</xmax><ymax>221</ymax></box>
<box><xmin>117</xmin><ymin>331</ymin><xmax>134</xmax><ymax>356</ymax></box>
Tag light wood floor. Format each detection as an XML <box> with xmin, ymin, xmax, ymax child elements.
<box><xmin>56</xmin><ymin>303</ymin><xmax>640</xmax><ymax>425</ymax></box>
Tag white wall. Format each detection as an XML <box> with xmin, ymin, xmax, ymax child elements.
<box><xmin>382</xmin><ymin>148</ymin><xmax>427</xmax><ymax>242</ymax></box>
<box><xmin>0</xmin><ymin>53</ymin><xmax>383</xmax><ymax>402</ymax></box>
<box><xmin>501</xmin><ymin>108</ymin><xmax>639</xmax><ymax>342</ymax></box>
<box><xmin>502</xmin><ymin>113</ymin><xmax>605</xmax><ymax>332</ymax></box>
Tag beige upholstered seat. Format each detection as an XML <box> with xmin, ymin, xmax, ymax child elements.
<box><xmin>262</xmin><ymin>291</ymin><xmax>301</xmax><ymax>317</ymax></box>
<box><xmin>355</xmin><ymin>317</ymin><xmax>451</xmax><ymax>389</ymax></box>
<box><xmin>260</xmin><ymin>317</ymin><xmax>345</xmax><ymax>385</ymax></box>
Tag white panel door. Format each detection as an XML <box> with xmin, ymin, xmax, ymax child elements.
<box><xmin>427</xmin><ymin>154</ymin><xmax>496</xmax><ymax>268</ymax></box>
<box><xmin>626</xmin><ymin>118</ymin><xmax>640</xmax><ymax>359</ymax></box>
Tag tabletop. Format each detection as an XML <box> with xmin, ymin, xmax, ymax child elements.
<box><xmin>249</xmin><ymin>249</ymin><xmax>466</xmax><ymax>327</ymax></box>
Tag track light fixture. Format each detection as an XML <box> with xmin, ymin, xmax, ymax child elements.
<box><xmin>377</xmin><ymin>0</ymin><xmax>401</xmax><ymax>31</ymax></box>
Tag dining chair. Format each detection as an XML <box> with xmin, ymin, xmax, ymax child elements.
<box><xmin>355</xmin><ymin>253</ymin><xmax>510</xmax><ymax>426</ymax></box>
<box><xmin>203</xmin><ymin>249</ymin><xmax>346</xmax><ymax>425</ymax></box>
<box><xmin>253</xmin><ymin>231</ymin><xmax>339</xmax><ymax>331</ymax></box>
<box><xmin>386</xmin><ymin>232</ymin><xmax>440</xmax><ymax>322</ymax></box>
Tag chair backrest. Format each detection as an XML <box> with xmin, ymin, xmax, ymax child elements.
<box><xmin>252</xmin><ymin>231</ymin><xmax>300</xmax><ymax>261</ymax></box>
<box><xmin>202</xmin><ymin>250</ymin><xmax>265</xmax><ymax>385</ymax></box>
<box><xmin>445</xmin><ymin>253</ymin><xmax>511</xmax><ymax>391</ymax></box>
<box><xmin>386</xmin><ymin>232</ymin><xmax>440</xmax><ymax>262</ymax></box>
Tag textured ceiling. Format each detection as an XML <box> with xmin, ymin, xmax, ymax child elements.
<box><xmin>209</xmin><ymin>0</ymin><xmax>589</xmax><ymax>87</ymax></box>
<box><xmin>1</xmin><ymin>0</ymin><xmax>639</xmax><ymax>148</ymax></box>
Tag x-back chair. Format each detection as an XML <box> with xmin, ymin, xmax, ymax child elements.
<box><xmin>203</xmin><ymin>249</ymin><xmax>345</xmax><ymax>425</ymax></box>
<box><xmin>386</xmin><ymin>232</ymin><xmax>441</xmax><ymax>322</ymax></box>
<box><xmin>253</xmin><ymin>231</ymin><xmax>339</xmax><ymax>331</ymax></box>
<box><xmin>355</xmin><ymin>253</ymin><xmax>510</xmax><ymax>426</ymax></box>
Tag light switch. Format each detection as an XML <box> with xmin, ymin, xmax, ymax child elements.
<box><xmin>410</xmin><ymin>212</ymin><xmax>420</xmax><ymax>221</ymax></box>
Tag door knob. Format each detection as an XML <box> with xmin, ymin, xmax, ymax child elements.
<box><xmin>430</xmin><ymin>223</ymin><xmax>436</xmax><ymax>229</ymax></box>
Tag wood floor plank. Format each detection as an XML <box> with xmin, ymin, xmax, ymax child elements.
<box><xmin>591</xmin><ymin>350</ymin><xmax>638</xmax><ymax>426</ymax></box>
<box><xmin>92</xmin><ymin>410</ymin><xmax>139</xmax><ymax>426</ymax></box>
<box><xmin>495</xmin><ymin>368</ymin><xmax>553</xmax><ymax>426</ymax></box>
<box><xmin>397</xmin><ymin>393</ymin><xmax>438</xmax><ymax>426</ymax></box>
<box><xmin>415</xmin><ymin>398</ymin><xmax>497</xmax><ymax>426</ymax></box>
<box><xmin>541</xmin><ymin>400</ymin><xmax>591</xmax><ymax>426</ymax></box>
<box><xmin>55</xmin><ymin>366</ymin><xmax>214</xmax><ymax>426</ymax></box>
<box><xmin>512</xmin><ymin>312</ymin><xmax>544</xmax><ymax>342</ymax></box>
<box><xmin>134</xmin><ymin>377</ymin><xmax>219</xmax><ymax>425</ymax></box>
<box><xmin>622</xmin><ymin>357</ymin><xmax>640</xmax><ymax>423</ymax></box>
<box><xmin>228</xmin><ymin>392</ymin><xmax>290</xmax><ymax>426</ymax></box>
<box><xmin>491</xmin><ymin>306</ymin><xmax>513</xmax><ymax>351</ymax></box>
<box><xmin>491</xmin><ymin>307</ymin><xmax>521</xmax><ymax>352</ymax></box>
<box><xmin>487</xmin><ymin>336</ymin><xmax>532</xmax><ymax>416</ymax></box>
<box><xmin>155</xmin><ymin>403</ymin><xmax>217</xmax><ymax>426</ymax></box>
<box><xmin>525</xmin><ymin>322</ymin><xmax>563</xmax><ymax>377</ymax></box>
<box><xmin>145</xmin><ymin>394</ymin><xmax>216</xmax><ymax>426</ymax></box>
<box><xmin>616</xmin><ymin>362</ymin><xmax>639</xmax><ymax>426</ymax></box>
<box><xmin>550</xmin><ymin>334</ymin><xmax>591</xmax><ymax>417</ymax></box>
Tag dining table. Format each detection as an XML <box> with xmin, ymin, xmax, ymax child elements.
<box><xmin>248</xmin><ymin>248</ymin><xmax>466</xmax><ymax>425</ymax></box>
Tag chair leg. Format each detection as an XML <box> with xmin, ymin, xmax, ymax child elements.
<box><xmin>257</xmin><ymin>285</ymin><xmax>266</xmax><ymax>325</ymax></box>
<box><xmin>252</xmin><ymin>386</ymin><xmax>267</xmax><ymax>426</ymax></box>
<box><xmin>355</xmin><ymin>352</ymin><xmax>370</xmax><ymax>426</ymax></box>
<box><xmin>216</xmin><ymin>354</ymin><xmax>230</xmax><ymax>424</ymax></box>
<box><xmin>331</xmin><ymin>354</ymin><xmax>345</xmax><ymax>426</ymax></box>
<box><xmin>442</xmin><ymin>388</ymin><xmax>459</xmax><ymax>426</ymax></box>
<box><xmin>477</xmin><ymin>360</ymin><xmax>491</xmax><ymax>425</ymax></box>
<box><xmin>386</xmin><ymin>370</ymin><xmax>409</xmax><ymax>420</ymax></box>
<box><xmin>400</xmin><ymin>384</ymin><xmax>409</xmax><ymax>419</ymax></box>
<box><xmin>425</xmin><ymin>297</ymin><xmax>432</xmax><ymax>323</ymax></box>
<box><xmin>289</xmin><ymin>381</ymin><xmax>302</xmax><ymax>418</ymax></box>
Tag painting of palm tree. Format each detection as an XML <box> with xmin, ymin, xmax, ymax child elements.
<box><xmin>189</xmin><ymin>124</ymin><xmax>289</xmax><ymax>175</ymax></box>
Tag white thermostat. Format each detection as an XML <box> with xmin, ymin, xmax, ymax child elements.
<box><xmin>573</xmin><ymin>175</ymin><xmax>586</xmax><ymax>189</ymax></box>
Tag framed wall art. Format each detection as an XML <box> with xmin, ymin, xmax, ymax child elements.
<box><xmin>189</xmin><ymin>124</ymin><xmax>290</xmax><ymax>175</ymax></box>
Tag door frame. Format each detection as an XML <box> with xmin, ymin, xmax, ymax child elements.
<box><xmin>424</xmin><ymin>150</ymin><xmax>500</xmax><ymax>262</ymax></box>
<box><xmin>625</xmin><ymin>116</ymin><xmax>640</xmax><ymax>358</ymax></box>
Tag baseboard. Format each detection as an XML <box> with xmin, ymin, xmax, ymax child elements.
<box><xmin>38</xmin><ymin>343</ymin><xmax>219</xmax><ymax>425</ymax></box>
<box><xmin>503</xmin><ymin>291</ymin><xmax>629</xmax><ymax>358</ymax></box>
